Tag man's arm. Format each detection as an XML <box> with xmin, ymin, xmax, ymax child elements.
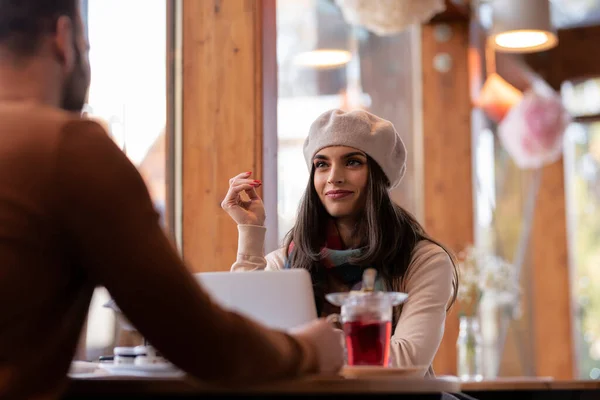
<box><xmin>53</xmin><ymin>120</ymin><xmax>317</xmax><ymax>384</ymax></box>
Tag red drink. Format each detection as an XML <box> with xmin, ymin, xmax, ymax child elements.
<box><xmin>343</xmin><ymin>319</ymin><xmax>392</xmax><ymax>366</ymax></box>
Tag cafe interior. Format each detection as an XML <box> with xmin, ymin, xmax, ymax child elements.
<box><xmin>70</xmin><ymin>0</ymin><xmax>600</xmax><ymax>398</ymax></box>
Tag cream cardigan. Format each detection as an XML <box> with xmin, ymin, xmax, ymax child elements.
<box><xmin>231</xmin><ymin>225</ymin><xmax>454</xmax><ymax>376</ymax></box>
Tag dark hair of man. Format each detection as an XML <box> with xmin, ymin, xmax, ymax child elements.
<box><xmin>0</xmin><ymin>0</ymin><xmax>79</xmax><ymax>57</ymax></box>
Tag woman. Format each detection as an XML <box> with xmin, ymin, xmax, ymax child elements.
<box><xmin>222</xmin><ymin>109</ymin><xmax>458</xmax><ymax>375</ymax></box>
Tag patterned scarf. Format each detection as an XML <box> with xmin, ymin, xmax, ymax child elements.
<box><xmin>284</xmin><ymin>221</ymin><xmax>385</xmax><ymax>317</ymax></box>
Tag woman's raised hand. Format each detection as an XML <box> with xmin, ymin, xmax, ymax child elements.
<box><xmin>221</xmin><ymin>172</ymin><xmax>266</xmax><ymax>226</ymax></box>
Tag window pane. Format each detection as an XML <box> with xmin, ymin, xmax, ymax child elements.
<box><xmin>474</xmin><ymin>77</ymin><xmax>600</xmax><ymax>378</ymax></box>
<box><xmin>276</xmin><ymin>0</ymin><xmax>421</xmax><ymax>244</ymax></box>
<box><xmin>562</xmin><ymin>79</ymin><xmax>600</xmax><ymax>117</ymax></box>
<box><xmin>564</xmin><ymin>121</ymin><xmax>600</xmax><ymax>379</ymax></box>
<box><xmin>562</xmin><ymin>78</ymin><xmax>600</xmax><ymax>379</ymax></box>
<box><xmin>473</xmin><ymin>118</ymin><xmax>538</xmax><ymax>377</ymax></box>
<box><xmin>82</xmin><ymin>0</ymin><xmax>168</xmax><ymax>361</ymax></box>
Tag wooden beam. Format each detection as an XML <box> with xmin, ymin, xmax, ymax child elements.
<box><xmin>525</xmin><ymin>25</ymin><xmax>600</xmax><ymax>89</ymax></box>
<box><xmin>573</xmin><ymin>114</ymin><xmax>600</xmax><ymax>124</ymax></box>
<box><xmin>182</xmin><ymin>0</ymin><xmax>273</xmax><ymax>272</ymax></box>
<box><xmin>422</xmin><ymin>21</ymin><xmax>474</xmax><ymax>375</ymax></box>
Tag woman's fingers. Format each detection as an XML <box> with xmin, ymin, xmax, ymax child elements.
<box><xmin>229</xmin><ymin>171</ymin><xmax>252</xmax><ymax>185</ymax></box>
<box><xmin>221</xmin><ymin>183</ymin><xmax>260</xmax><ymax>209</ymax></box>
<box><xmin>226</xmin><ymin>177</ymin><xmax>262</xmax><ymax>202</ymax></box>
<box><xmin>230</xmin><ymin>183</ymin><xmax>259</xmax><ymax>194</ymax></box>
<box><xmin>222</xmin><ymin>172</ymin><xmax>263</xmax><ymax>214</ymax></box>
<box><xmin>230</xmin><ymin>178</ymin><xmax>262</xmax><ymax>188</ymax></box>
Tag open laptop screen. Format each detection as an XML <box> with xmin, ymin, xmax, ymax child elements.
<box><xmin>194</xmin><ymin>269</ymin><xmax>318</xmax><ymax>331</ymax></box>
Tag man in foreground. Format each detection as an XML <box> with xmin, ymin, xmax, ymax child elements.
<box><xmin>0</xmin><ymin>1</ymin><xmax>343</xmax><ymax>398</ymax></box>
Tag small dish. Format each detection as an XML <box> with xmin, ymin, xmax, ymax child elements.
<box><xmin>98</xmin><ymin>362</ymin><xmax>184</xmax><ymax>377</ymax></box>
<box><xmin>69</xmin><ymin>361</ymin><xmax>100</xmax><ymax>375</ymax></box>
<box><xmin>340</xmin><ymin>365</ymin><xmax>426</xmax><ymax>378</ymax></box>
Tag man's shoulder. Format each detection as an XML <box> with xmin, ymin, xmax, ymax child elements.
<box><xmin>29</xmin><ymin>104</ymin><xmax>81</xmax><ymax>124</ymax></box>
<box><xmin>0</xmin><ymin>102</ymin><xmax>79</xmax><ymax>128</ymax></box>
<box><xmin>0</xmin><ymin>103</ymin><xmax>111</xmax><ymax>137</ymax></box>
<box><xmin>0</xmin><ymin>103</ymin><xmax>98</xmax><ymax>148</ymax></box>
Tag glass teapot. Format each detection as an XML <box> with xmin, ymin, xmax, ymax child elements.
<box><xmin>325</xmin><ymin>268</ymin><xmax>407</xmax><ymax>367</ymax></box>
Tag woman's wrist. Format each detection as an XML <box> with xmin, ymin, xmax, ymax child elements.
<box><xmin>238</xmin><ymin>222</ymin><xmax>265</xmax><ymax>227</ymax></box>
<box><xmin>237</xmin><ymin>225</ymin><xmax>267</xmax><ymax>255</ymax></box>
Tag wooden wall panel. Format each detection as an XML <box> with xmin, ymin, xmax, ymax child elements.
<box><xmin>422</xmin><ymin>21</ymin><xmax>473</xmax><ymax>375</ymax></box>
<box><xmin>182</xmin><ymin>0</ymin><xmax>271</xmax><ymax>272</ymax></box>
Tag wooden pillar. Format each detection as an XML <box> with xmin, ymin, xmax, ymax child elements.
<box><xmin>422</xmin><ymin>21</ymin><xmax>473</xmax><ymax>375</ymax></box>
<box><xmin>530</xmin><ymin>164</ymin><xmax>574</xmax><ymax>378</ymax></box>
<box><xmin>181</xmin><ymin>0</ymin><xmax>276</xmax><ymax>271</ymax></box>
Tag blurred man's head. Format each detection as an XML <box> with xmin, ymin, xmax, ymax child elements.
<box><xmin>0</xmin><ymin>0</ymin><xmax>90</xmax><ymax>112</ymax></box>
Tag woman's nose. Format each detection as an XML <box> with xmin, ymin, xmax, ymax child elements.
<box><xmin>327</xmin><ymin>166</ymin><xmax>345</xmax><ymax>184</ymax></box>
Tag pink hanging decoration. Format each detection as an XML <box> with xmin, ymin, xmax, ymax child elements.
<box><xmin>497</xmin><ymin>79</ymin><xmax>571</xmax><ymax>169</ymax></box>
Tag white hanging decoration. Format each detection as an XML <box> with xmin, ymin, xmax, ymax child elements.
<box><xmin>334</xmin><ymin>0</ymin><xmax>446</xmax><ymax>36</ymax></box>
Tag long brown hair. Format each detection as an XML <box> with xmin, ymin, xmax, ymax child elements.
<box><xmin>284</xmin><ymin>157</ymin><xmax>459</xmax><ymax>327</ymax></box>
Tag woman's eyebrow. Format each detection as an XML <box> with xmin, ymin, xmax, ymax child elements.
<box><xmin>342</xmin><ymin>152</ymin><xmax>367</xmax><ymax>158</ymax></box>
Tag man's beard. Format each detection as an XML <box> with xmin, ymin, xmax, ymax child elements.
<box><xmin>61</xmin><ymin>47</ymin><xmax>88</xmax><ymax>113</ymax></box>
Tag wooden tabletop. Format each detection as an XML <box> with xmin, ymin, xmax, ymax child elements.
<box><xmin>67</xmin><ymin>374</ymin><xmax>462</xmax><ymax>395</ymax></box>
<box><xmin>461</xmin><ymin>377</ymin><xmax>600</xmax><ymax>391</ymax></box>
<box><xmin>68</xmin><ymin>365</ymin><xmax>600</xmax><ymax>396</ymax></box>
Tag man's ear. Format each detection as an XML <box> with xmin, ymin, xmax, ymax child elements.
<box><xmin>53</xmin><ymin>15</ymin><xmax>75</xmax><ymax>73</ymax></box>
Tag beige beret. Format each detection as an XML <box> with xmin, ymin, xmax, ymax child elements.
<box><xmin>303</xmin><ymin>109</ymin><xmax>407</xmax><ymax>189</ymax></box>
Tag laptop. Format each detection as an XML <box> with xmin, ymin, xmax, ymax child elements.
<box><xmin>193</xmin><ymin>269</ymin><xmax>318</xmax><ymax>331</ymax></box>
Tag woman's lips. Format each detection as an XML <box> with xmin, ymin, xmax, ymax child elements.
<box><xmin>325</xmin><ymin>190</ymin><xmax>354</xmax><ymax>200</ymax></box>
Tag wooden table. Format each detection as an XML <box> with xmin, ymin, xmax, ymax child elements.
<box><xmin>67</xmin><ymin>369</ymin><xmax>600</xmax><ymax>399</ymax></box>
<box><xmin>460</xmin><ymin>377</ymin><xmax>600</xmax><ymax>400</ymax></box>
<box><xmin>461</xmin><ymin>377</ymin><xmax>600</xmax><ymax>391</ymax></box>
<box><xmin>66</xmin><ymin>374</ymin><xmax>462</xmax><ymax>398</ymax></box>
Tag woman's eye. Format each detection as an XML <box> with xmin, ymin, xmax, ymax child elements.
<box><xmin>315</xmin><ymin>161</ymin><xmax>328</xmax><ymax>168</ymax></box>
<box><xmin>347</xmin><ymin>159</ymin><xmax>362</xmax><ymax>166</ymax></box>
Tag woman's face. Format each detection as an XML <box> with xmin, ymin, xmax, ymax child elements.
<box><xmin>312</xmin><ymin>146</ymin><xmax>369</xmax><ymax>221</ymax></box>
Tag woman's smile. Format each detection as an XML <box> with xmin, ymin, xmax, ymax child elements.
<box><xmin>325</xmin><ymin>189</ymin><xmax>354</xmax><ymax>200</ymax></box>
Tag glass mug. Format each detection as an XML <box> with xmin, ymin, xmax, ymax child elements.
<box><xmin>326</xmin><ymin>291</ymin><xmax>407</xmax><ymax>367</ymax></box>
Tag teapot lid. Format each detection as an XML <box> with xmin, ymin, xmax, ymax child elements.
<box><xmin>324</xmin><ymin>268</ymin><xmax>407</xmax><ymax>306</ymax></box>
<box><xmin>325</xmin><ymin>290</ymin><xmax>408</xmax><ymax>307</ymax></box>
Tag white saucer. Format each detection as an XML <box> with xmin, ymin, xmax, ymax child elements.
<box><xmin>69</xmin><ymin>361</ymin><xmax>100</xmax><ymax>375</ymax></box>
<box><xmin>341</xmin><ymin>365</ymin><xmax>426</xmax><ymax>378</ymax></box>
<box><xmin>98</xmin><ymin>362</ymin><xmax>184</xmax><ymax>377</ymax></box>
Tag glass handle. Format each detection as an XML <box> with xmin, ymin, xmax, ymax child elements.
<box><xmin>326</xmin><ymin>313</ymin><xmax>347</xmax><ymax>365</ymax></box>
<box><xmin>326</xmin><ymin>313</ymin><xmax>341</xmax><ymax>327</ymax></box>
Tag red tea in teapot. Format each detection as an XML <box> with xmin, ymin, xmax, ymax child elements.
<box><xmin>343</xmin><ymin>319</ymin><xmax>391</xmax><ymax>366</ymax></box>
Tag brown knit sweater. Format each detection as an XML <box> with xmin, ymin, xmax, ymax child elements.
<box><xmin>0</xmin><ymin>102</ymin><xmax>316</xmax><ymax>400</ymax></box>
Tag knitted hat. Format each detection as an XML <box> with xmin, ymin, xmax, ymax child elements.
<box><xmin>303</xmin><ymin>109</ymin><xmax>407</xmax><ymax>189</ymax></box>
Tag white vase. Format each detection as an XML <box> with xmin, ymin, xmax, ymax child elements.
<box><xmin>456</xmin><ymin>315</ymin><xmax>484</xmax><ymax>381</ymax></box>
<box><xmin>478</xmin><ymin>291</ymin><xmax>501</xmax><ymax>378</ymax></box>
